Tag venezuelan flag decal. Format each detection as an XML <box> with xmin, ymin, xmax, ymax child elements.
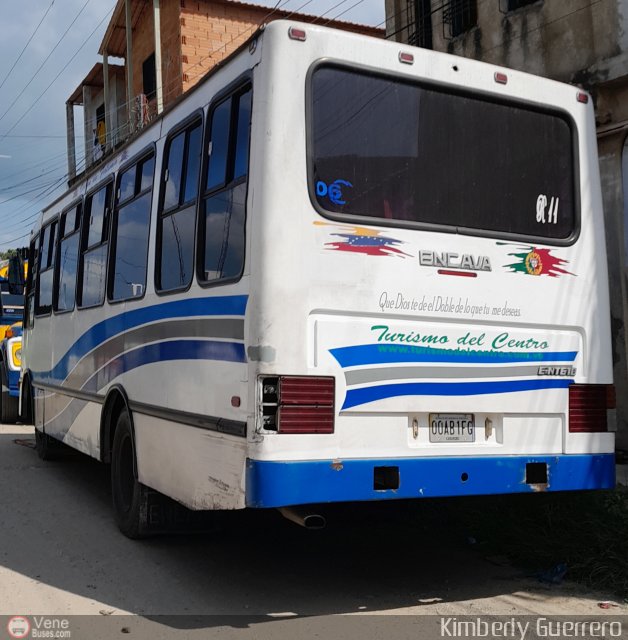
<box><xmin>314</xmin><ymin>221</ymin><xmax>410</xmax><ymax>258</ymax></box>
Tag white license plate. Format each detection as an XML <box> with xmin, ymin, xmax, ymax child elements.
<box><xmin>429</xmin><ymin>414</ymin><xmax>475</xmax><ymax>443</ymax></box>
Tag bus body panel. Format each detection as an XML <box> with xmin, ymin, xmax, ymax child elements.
<box><xmin>245</xmin><ymin>22</ymin><xmax>614</xmax><ymax>502</ymax></box>
<box><xmin>22</xmin><ymin>21</ymin><xmax>614</xmax><ymax>514</ymax></box>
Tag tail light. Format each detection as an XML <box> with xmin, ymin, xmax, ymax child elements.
<box><xmin>288</xmin><ymin>27</ymin><xmax>306</xmax><ymax>41</ymax></box>
<box><xmin>568</xmin><ymin>384</ymin><xmax>615</xmax><ymax>433</ymax></box>
<box><xmin>261</xmin><ymin>376</ymin><xmax>335</xmax><ymax>434</ymax></box>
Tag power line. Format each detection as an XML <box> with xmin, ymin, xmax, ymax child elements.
<box><xmin>0</xmin><ymin>147</ymin><xmax>77</xmax><ymax>187</ymax></box>
<box><xmin>0</xmin><ymin>134</ymin><xmax>83</xmax><ymax>139</ymax></box>
<box><xmin>0</xmin><ymin>163</ymin><xmax>67</xmax><ymax>193</ymax></box>
<box><xmin>0</xmin><ymin>177</ymin><xmax>65</xmax><ymax>207</ymax></box>
<box><xmin>0</xmin><ymin>5</ymin><xmax>114</xmax><ymax>146</ymax></box>
<box><xmin>0</xmin><ymin>0</ymin><xmax>56</xmax><ymax>92</ymax></box>
<box><xmin>0</xmin><ymin>231</ymin><xmax>32</xmax><ymax>248</ymax></box>
<box><xmin>0</xmin><ymin>0</ymin><xmax>93</xmax><ymax>128</ymax></box>
<box><xmin>311</xmin><ymin>0</ymin><xmax>358</xmax><ymax>23</ymax></box>
<box><xmin>0</xmin><ymin>154</ymin><xmax>87</xmax><ymax>232</ymax></box>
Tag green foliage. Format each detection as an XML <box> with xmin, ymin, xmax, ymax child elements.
<box><xmin>456</xmin><ymin>489</ymin><xmax>628</xmax><ymax>597</ymax></box>
<box><xmin>0</xmin><ymin>248</ymin><xmax>19</xmax><ymax>260</ymax></box>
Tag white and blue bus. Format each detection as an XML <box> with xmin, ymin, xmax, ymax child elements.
<box><xmin>22</xmin><ymin>20</ymin><xmax>615</xmax><ymax>537</ymax></box>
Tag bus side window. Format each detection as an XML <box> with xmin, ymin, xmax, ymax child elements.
<box><xmin>157</xmin><ymin>117</ymin><xmax>202</xmax><ymax>293</ymax></box>
<box><xmin>79</xmin><ymin>182</ymin><xmax>112</xmax><ymax>308</ymax></box>
<box><xmin>24</xmin><ymin>236</ymin><xmax>37</xmax><ymax>329</ymax></box>
<box><xmin>36</xmin><ymin>219</ymin><xmax>58</xmax><ymax>316</ymax></box>
<box><xmin>109</xmin><ymin>152</ymin><xmax>155</xmax><ymax>301</ymax></box>
<box><xmin>199</xmin><ymin>86</ymin><xmax>251</xmax><ymax>284</ymax></box>
<box><xmin>54</xmin><ymin>202</ymin><xmax>82</xmax><ymax>313</ymax></box>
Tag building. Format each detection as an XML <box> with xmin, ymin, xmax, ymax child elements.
<box><xmin>385</xmin><ymin>0</ymin><xmax>628</xmax><ymax>447</ymax></box>
<box><xmin>65</xmin><ymin>0</ymin><xmax>382</xmax><ymax>179</ymax></box>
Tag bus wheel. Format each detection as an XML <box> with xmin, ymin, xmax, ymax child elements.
<box><xmin>0</xmin><ymin>364</ymin><xmax>18</xmax><ymax>424</ymax></box>
<box><xmin>111</xmin><ymin>410</ymin><xmax>149</xmax><ymax>539</ymax></box>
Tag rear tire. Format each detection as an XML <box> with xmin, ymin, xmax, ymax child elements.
<box><xmin>0</xmin><ymin>363</ymin><xmax>18</xmax><ymax>424</ymax></box>
<box><xmin>111</xmin><ymin>410</ymin><xmax>149</xmax><ymax>539</ymax></box>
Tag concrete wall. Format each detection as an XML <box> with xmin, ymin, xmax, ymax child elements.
<box><xmin>82</xmin><ymin>69</ymin><xmax>127</xmax><ymax>167</ymax></box>
<box><xmin>438</xmin><ymin>1</ymin><xmax>621</xmax><ymax>83</ymax></box>
<box><xmin>599</xmin><ymin>130</ymin><xmax>628</xmax><ymax>444</ymax></box>
<box><xmin>387</xmin><ymin>1</ymin><xmax>627</xmax><ymax>85</ymax></box>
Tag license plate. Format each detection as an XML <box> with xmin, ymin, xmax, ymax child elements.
<box><xmin>429</xmin><ymin>414</ymin><xmax>475</xmax><ymax>443</ymax></box>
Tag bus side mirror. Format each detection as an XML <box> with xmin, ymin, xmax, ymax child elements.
<box><xmin>8</xmin><ymin>255</ymin><xmax>25</xmax><ymax>296</ymax></box>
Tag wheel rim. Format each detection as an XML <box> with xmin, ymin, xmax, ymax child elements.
<box><xmin>118</xmin><ymin>433</ymin><xmax>135</xmax><ymax>513</ymax></box>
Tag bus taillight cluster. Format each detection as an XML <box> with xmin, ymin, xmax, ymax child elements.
<box><xmin>261</xmin><ymin>375</ymin><xmax>335</xmax><ymax>434</ymax></box>
<box><xmin>568</xmin><ymin>384</ymin><xmax>616</xmax><ymax>432</ymax></box>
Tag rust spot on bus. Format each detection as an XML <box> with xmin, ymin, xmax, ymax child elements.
<box><xmin>330</xmin><ymin>460</ymin><xmax>344</xmax><ymax>471</ymax></box>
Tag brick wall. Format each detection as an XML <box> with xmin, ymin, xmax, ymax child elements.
<box><xmin>126</xmin><ymin>0</ymin><xmax>383</xmax><ymax>107</ymax></box>
<box><xmin>179</xmin><ymin>1</ymin><xmax>262</xmax><ymax>95</ymax></box>
<box><xmin>161</xmin><ymin>0</ymin><xmax>183</xmax><ymax>106</ymax></box>
<box><xmin>176</xmin><ymin>0</ymin><xmax>383</xmax><ymax>99</ymax></box>
<box><xmin>129</xmin><ymin>2</ymin><xmax>183</xmax><ymax>111</ymax></box>
<box><xmin>130</xmin><ymin>4</ymin><xmax>155</xmax><ymax>102</ymax></box>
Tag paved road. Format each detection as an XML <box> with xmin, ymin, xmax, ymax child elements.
<box><xmin>1</xmin><ymin>424</ymin><xmax>624</xmax><ymax>639</ymax></box>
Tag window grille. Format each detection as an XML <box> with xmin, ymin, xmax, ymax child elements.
<box><xmin>442</xmin><ymin>0</ymin><xmax>477</xmax><ymax>39</ymax></box>
<box><xmin>407</xmin><ymin>0</ymin><xmax>433</xmax><ymax>49</ymax></box>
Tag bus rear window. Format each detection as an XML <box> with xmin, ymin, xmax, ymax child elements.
<box><xmin>310</xmin><ymin>66</ymin><xmax>576</xmax><ymax>241</ymax></box>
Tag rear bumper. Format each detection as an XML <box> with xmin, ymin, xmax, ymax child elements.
<box><xmin>245</xmin><ymin>454</ymin><xmax>615</xmax><ymax>508</ymax></box>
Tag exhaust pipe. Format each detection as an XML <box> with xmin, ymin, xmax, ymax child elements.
<box><xmin>279</xmin><ymin>507</ymin><xmax>326</xmax><ymax>530</ymax></box>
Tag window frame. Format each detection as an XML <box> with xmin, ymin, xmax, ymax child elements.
<box><xmin>143</xmin><ymin>52</ymin><xmax>157</xmax><ymax>101</ymax></box>
<box><xmin>24</xmin><ymin>234</ymin><xmax>38</xmax><ymax>330</ymax></box>
<box><xmin>154</xmin><ymin>110</ymin><xmax>204</xmax><ymax>296</ymax></box>
<box><xmin>53</xmin><ymin>198</ymin><xmax>83</xmax><ymax>315</ymax></box>
<box><xmin>108</xmin><ymin>144</ymin><xmax>156</xmax><ymax>305</ymax></box>
<box><xmin>305</xmin><ymin>60</ymin><xmax>581</xmax><ymax>248</ymax></box>
<box><xmin>408</xmin><ymin>0</ymin><xmax>433</xmax><ymax>49</ymax></box>
<box><xmin>196</xmin><ymin>79</ymin><xmax>252</xmax><ymax>289</ymax></box>
<box><xmin>35</xmin><ymin>216</ymin><xmax>59</xmax><ymax>317</ymax></box>
<box><xmin>77</xmin><ymin>176</ymin><xmax>114</xmax><ymax>310</ymax></box>
<box><xmin>503</xmin><ymin>0</ymin><xmax>540</xmax><ymax>12</ymax></box>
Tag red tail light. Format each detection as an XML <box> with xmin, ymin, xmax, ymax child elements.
<box><xmin>288</xmin><ymin>27</ymin><xmax>306</xmax><ymax>41</ymax></box>
<box><xmin>261</xmin><ymin>376</ymin><xmax>335</xmax><ymax>434</ymax></box>
<box><xmin>568</xmin><ymin>384</ymin><xmax>614</xmax><ymax>433</ymax></box>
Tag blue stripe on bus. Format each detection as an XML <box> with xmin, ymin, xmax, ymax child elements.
<box><xmin>33</xmin><ymin>295</ymin><xmax>248</xmax><ymax>383</ymax></box>
<box><xmin>329</xmin><ymin>344</ymin><xmax>578</xmax><ymax>368</ymax></box>
<box><xmin>80</xmin><ymin>339</ymin><xmax>246</xmax><ymax>393</ymax></box>
<box><xmin>246</xmin><ymin>454</ymin><xmax>616</xmax><ymax>507</ymax></box>
<box><xmin>342</xmin><ymin>378</ymin><xmax>574</xmax><ymax>409</ymax></box>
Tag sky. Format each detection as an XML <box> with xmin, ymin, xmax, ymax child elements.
<box><xmin>0</xmin><ymin>0</ymin><xmax>385</xmax><ymax>250</ymax></box>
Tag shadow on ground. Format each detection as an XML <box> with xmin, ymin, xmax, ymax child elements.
<box><xmin>1</xmin><ymin>430</ymin><xmax>609</xmax><ymax>632</ymax></box>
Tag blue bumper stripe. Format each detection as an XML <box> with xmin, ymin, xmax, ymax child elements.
<box><xmin>245</xmin><ymin>454</ymin><xmax>615</xmax><ymax>508</ymax></box>
<box><xmin>342</xmin><ymin>379</ymin><xmax>573</xmax><ymax>409</ymax></box>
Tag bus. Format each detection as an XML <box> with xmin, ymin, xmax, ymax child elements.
<box><xmin>0</xmin><ymin>256</ymin><xmax>27</xmax><ymax>422</ymax></box>
<box><xmin>22</xmin><ymin>20</ymin><xmax>615</xmax><ymax>537</ymax></box>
